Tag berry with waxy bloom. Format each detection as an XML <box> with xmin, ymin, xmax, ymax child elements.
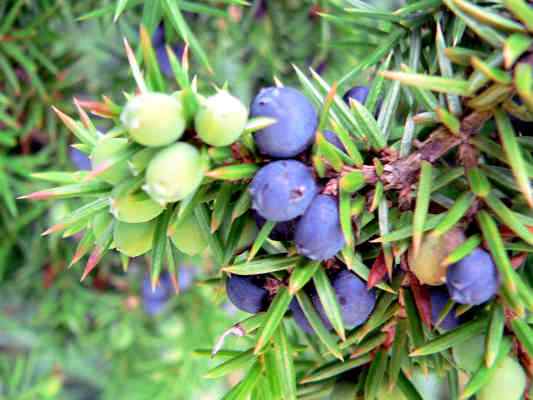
<box><xmin>478</xmin><ymin>355</ymin><xmax>527</xmax><ymax>400</ymax></box>
<box><xmin>170</xmin><ymin>213</ymin><xmax>208</xmax><ymax>256</ymax></box>
<box><xmin>144</xmin><ymin>142</ymin><xmax>205</xmax><ymax>205</ymax></box>
<box><xmin>250</xmin><ymin>86</ymin><xmax>318</xmax><ymax>158</ymax></box>
<box><xmin>249</xmin><ymin>160</ymin><xmax>318</xmax><ymax>222</ymax></box>
<box><xmin>195</xmin><ymin>90</ymin><xmax>249</xmax><ymax>147</ymax></box>
<box><xmin>342</xmin><ymin>86</ymin><xmax>370</xmax><ymax>105</ymax></box>
<box><xmin>429</xmin><ymin>286</ymin><xmax>459</xmax><ymax>331</ymax></box>
<box><xmin>446</xmin><ymin>247</ymin><xmax>500</xmax><ymax>305</ymax></box>
<box><xmin>114</xmin><ymin>220</ymin><xmax>157</xmax><ymax>257</ymax></box>
<box><xmin>291</xmin><ymin>270</ymin><xmax>376</xmax><ymax>333</ymax></box>
<box><xmin>295</xmin><ymin>195</ymin><xmax>345</xmax><ymax>261</ymax></box>
<box><xmin>121</xmin><ymin>92</ymin><xmax>186</xmax><ymax>147</ymax></box>
<box><xmin>225</xmin><ymin>274</ymin><xmax>270</xmax><ymax>314</ymax></box>
<box><xmin>111</xmin><ymin>191</ymin><xmax>164</xmax><ymax>223</ymax></box>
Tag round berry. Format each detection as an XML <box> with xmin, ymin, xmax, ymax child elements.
<box><xmin>478</xmin><ymin>355</ymin><xmax>526</xmax><ymax>400</ymax></box>
<box><xmin>249</xmin><ymin>160</ymin><xmax>317</xmax><ymax>222</ymax></box>
<box><xmin>144</xmin><ymin>142</ymin><xmax>205</xmax><ymax>205</ymax></box>
<box><xmin>155</xmin><ymin>44</ymin><xmax>183</xmax><ymax>78</ymax></box>
<box><xmin>409</xmin><ymin>228</ymin><xmax>465</xmax><ymax>285</ymax></box>
<box><xmin>323</xmin><ymin>130</ymin><xmax>346</xmax><ymax>152</ymax></box>
<box><xmin>91</xmin><ymin>137</ymin><xmax>131</xmax><ymax>185</ymax></box>
<box><xmin>410</xmin><ymin>368</ymin><xmax>450</xmax><ymax>400</ymax></box>
<box><xmin>253</xmin><ymin>211</ymin><xmax>297</xmax><ymax>241</ymax></box>
<box><xmin>121</xmin><ymin>92</ymin><xmax>186</xmax><ymax>147</ymax></box>
<box><xmin>291</xmin><ymin>271</ymin><xmax>376</xmax><ymax>334</ymax></box>
<box><xmin>251</xmin><ymin>87</ymin><xmax>317</xmax><ymax>158</ymax></box>
<box><xmin>446</xmin><ymin>248</ymin><xmax>500</xmax><ymax>305</ymax></box>
<box><xmin>225</xmin><ymin>275</ymin><xmax>270</xmax><ymax>314</ymax></box>
<box><xmin>343</xmin><ymin>86</ymin><xmax>370</xmax><ymax>105</ymax></box>
<box><xmin>319</xmin><ymin>270</ymin><xmax>376</xmax><ymax>329</ymax></box>
<box><xmin>295</xmin><ymin>195</ymin><xmax>345</xmax><ymax>261</ymax></box>
<box><xmin>452</xmin><ymin>333</ymin><xmax>485</xmax><ymax>372</ymax></box>
<box><xmin>195</xmin><ymin>91</ymin><xmax>249</xmax><ymax>147</ymax></box>
<box><xmin>69</xmin><ymin>147</ymin><xmax>91</xmax><ymax>170</ymax></box>
<box><xmin>113</xmin><ymin>220</ymin><xmax>156</xmax><ymax>257</ymax></box>
<box><xmin>152</xmin><ymin>24</ymin><xmax>165</xmax><ymax>48</ymax></box>
<box><xmin>178</xmin><ymin>262</ymin><xmax>198</xmax><ymax>292</ymax></box>
<box><xmin>142</xmin><ymin>272</ymin><xmax>173</xmax><ymax>316</ymax></box>
<box><xmin>429</xmin><ymin>286</ymin><xmax>459</xmax><ymax>331</ymax></box>
<box><xmin>170</xmin><ymin>213</ymin><xmax>208</xmax><ymax>256</ymax></box>
<box><xmin>111</xmin><ymin>191</ymin><xmax>164</xmax><ymax>223</ymax></box>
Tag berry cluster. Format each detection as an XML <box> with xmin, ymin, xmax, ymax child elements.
<box><xmin>227</xmin><ymin>85</ymin><xmax>380</xmax><ymax>333</ymax></box>
<box><xmin>25</xmin><ymin>26</ymin><xmax>533</xmax><ymax>399</ymax></box>
<box><xmin>87</xmin><ymin>86</ymin><xmax>248</xmax><ymax>259</ymax></box>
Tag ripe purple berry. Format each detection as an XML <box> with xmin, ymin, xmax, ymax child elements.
<box><xmin>295</xmin><ymin>195</ymin><xmax>345</xmax><ymax>261</ymax></box>
<box><xmin>69</xmin><ymin>148</ymin><xmax>91</xmax><ymax>170</ymax></box>
<box><xmin>156</xmin><ymin>44</ymin><xmax>183</xmax><ymax>78</ymax></box>
<box><xmin>291</xmin><ymin>270</ymin><xmax>376</xmax><ymax>333</ymax></box>
<box><xmin>178</xmin><ymin>264</ymin><xmax>198</xmax><ymax>292</ymax></box>
<box><xmin>446</xmin><ymin>248</ymin><xmax>500</xmax><ymax>305</ymax></box>
<box><xmin>225</xmin><ymin>275</ymin><xmax>270</xmax><ymax>314</ymax></box>
<box><xmin>342</xmin><ymin>86</ymin><xmax>370</xmax><ymax>105</ymax></box>
<box><xmin>250</xmin><ymin>87</ymin><xmax>318</xmax><ymax>158</ymax></box>
<box><xmin>142</xmin><ymin>272</ymin><xmax>173</xmax><ymax>316</ymax></box>
<box><xmin>151</xmin><ymin>24</ymin><xmax>165</xmax><ymax>48</ymax></box>
<box><xmin>249</xmin><ymin>160</ymin><xmax>318</xmax><ymax>222</ymax></box>
<box><xmin>326</xmin><ymin>270</ymin><xmax>376</xmax><ymax>328</ymax></box>
<box><xmin>429</xmin><ymin>286</ymin><xmax>459</xmax><ymax>331</ymax></box>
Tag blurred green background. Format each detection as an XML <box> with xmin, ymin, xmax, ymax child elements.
<box><xmin>0</xmin><ymin>1</ymin><xmax>397</xmax><ymax>398</ymax></box>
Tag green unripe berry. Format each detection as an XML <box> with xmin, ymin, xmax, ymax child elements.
<box><xmin>409</xmin><ymin>228</ymin><xmax>465</xmax><ymax>285</ymax></box>
<box><xmin>111</xmin><ymin>191</ymin><xmax>164</xmax><ymax>223</ymax></box>
<box><xmin>478</xmin><ymin>355</ymin><xmax>526</xmax><ymax>400</ymax></box>
<box><xmin>170</xmin><ymin>213</ymin><xmax>208</xmax><ymax>256</ymax></box>
<box><xmin>121</xmin><ymin>92</ymin><xmax>186</xmax><ymax>147</ymax></box>
<box><xmin>410</xmin><ymin>369</ymin><xmax>449</xmax><ymax>400</ymax></box>
<box><xmin>452</xmin><ymin>334</ymin><xmax>485</xmax><ymax>372</ymax></box>
<box><xmin>195</xmin><ymin>90</ymin><xmax>248</xmax><ymax>147</ymax></box>
<box><xmin>145</xmin><ymin>142</ymin><xmax>205</xmax><ymax>205</ymax></box>
<box><xmin>91</xmin><ymin>137</ymin><xmax>131</xmax><ymax>185</ymax></box>
<box><xmin>113</xmin><ymin>220</ymin><xmax>156</xmax><ymax>257</ymax></box>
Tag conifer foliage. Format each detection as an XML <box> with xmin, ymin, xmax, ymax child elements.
<box><xmin>19</xmin><ymin>0</ymin><xmax>533</xmax><ymax>398</ymax></box>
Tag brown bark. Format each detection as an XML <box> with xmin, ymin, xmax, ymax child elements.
<box><xmin>380</xmin><ymin>110</ymin><xmax>492</xmax><ymax>190</ymax></box>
